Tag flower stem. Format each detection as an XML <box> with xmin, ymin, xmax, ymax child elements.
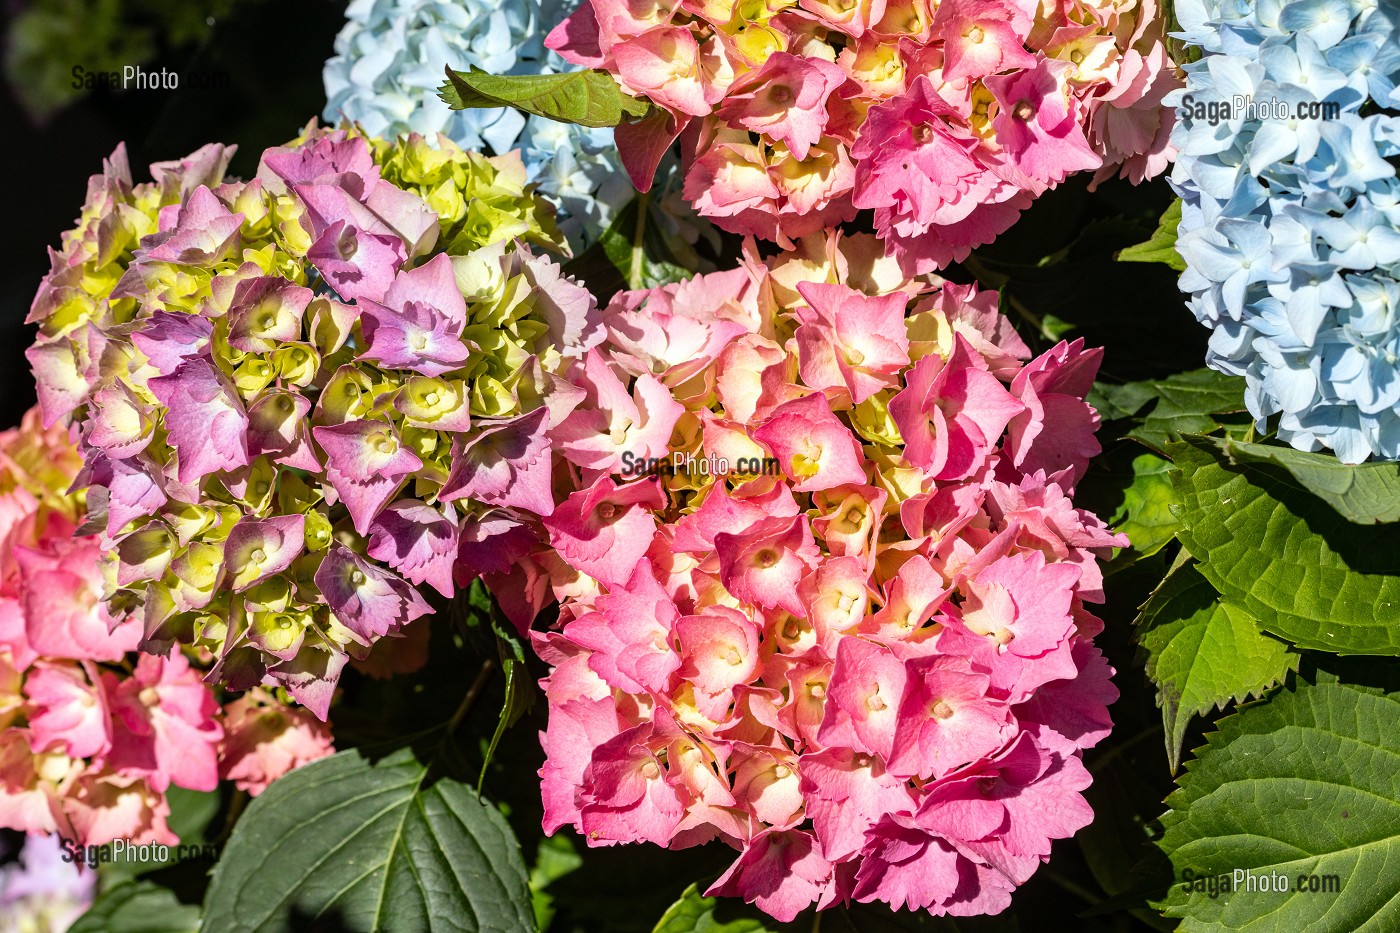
<box><xmin>448</xmin><ymin>659</ymin><xmax>497</xmax><ymax>737</ymax></box>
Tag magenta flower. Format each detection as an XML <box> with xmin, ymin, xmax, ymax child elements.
<box><xmin>246</xmin><ymin>390</ymin><xmax>320</xmax><ymax>470</ymax></box>
<box><xmin>934</xmin><ymin>0</ymin><xmax>1037</xmax><ymax>81</ymax></box>
<box><xmin>553</xmin><ymin>349</ymin><xmax>684</xmax><ymax>472</ymax></box>
<box><xmin>313</xmin><ymin>420</ymin><xmax>424</xmax><ymax>534</ymax></box>
<box><xmin>918</xmin><ymin>731</ymin><xmax>1094</xmax><ymax>865</ymax></box>
<box><xmin>366</xmin><ymin>501</ymin><xmax>460</xmax><ymax>598</ymax></box>
<box><xmin>817</xmin><ymin>637</ymin><xmax>908</xmax><ymax>762</ymax></box>
<box><xmin>752</xmin><ymin>394</ymin><xmax>867</xmax><ymax>492</ymax></box>
<box><xmin>129</xmin><ymin>311</ymin><xmax>213</xmax><ymax>375</ymax></box>
<box><xmin>314</xmin><ymin>544</ymin><xmax>433</xmax><ymax>644</ymax></box>
<box><xmin>103</xmin><ymin>652</ymin><xmax>223</xmax><ymax>793</ymax></box>
<box><xmin>852</xmin><ymin>814</ymin><xmax>1015</xmax><ymax>914</ymax></box>
<box><xmin>986</xmin><ymin>60</ymin><xmax>1102</xmax><ymax>186</ymax></box>
<box><xmin>567</xmin><ymin>569</ymin><xmax>680</xmax><ymax>695</ymax></box>
<box><xmin>305</xmin><ymin>220</ymin><xmax>407</xmax><ymax>304</ymax></box>
<box><xmin>440</xmin><ymin>408</ymin><xmax>554</xmax><ymax>517</ymax></box>
<box><xmin>223</xmin><ymin>515</ymin><xmax>306</xmax><ymax>592</ymax></box>
<box><xmin>226</xmin><ymin>278</ymin><xmax>315</xmax><ymax>354</ymax></box>
<box><xmin>793</xmin><ymin>282</ymin><xmax>911</xmax><ymax>404</ymax></box>
<box><xmin>715</xmin><ymin>53</ymin><xmax>847</xmax><ymax>161</ymax></box>
<box><xmin>144</xmin><ymin>186</ymin><xmax>244</xmax><ymax>265</ymax></box>
<box><xmin>957</xmin><ymin>551</ymin><xmax>1080</xmax><ymax>658</ymax></box>
<box><xmin>218</xmin><ymin>689</ymin><xmax>334</xmax><ymax>797</ymax></box>
<box><xmin>23</xmin><ymin>662</ymin><xmax>112</xmax><ymax>760</ymax></box>
<box><xmin>889</xmin><ymin>335</ymin><xmax>1025</xmax><ymax>480</ymax></box>
<box><xmin>578</xmin><ymin>723</ymin><xmax>687</xmax><ymax>847</ymax></box>
<box><xmin>543</xmin><ymin>476</ymin><xmax>665</xmax><ymax>589</ymax></box>
<box><xmin>1004</xmin><ymin>339</ymin><xmax>1105</xmax><ymax>490</ymax></box>
<box><xmin>148</xmin><ymin>358</ymin><xmax>251</xmax><ymax>484</ymax></box>
<box><xmin>887</xmin><ymin>656</ymin><xmax>1016</xmax><ymax>780</ymax></box>
<box><xmin>16</xmin><ymin>537</ymin><xmax>138</xmax><ymax>662</ymax></box>
<box><xmin>707</xmin><ymin>830</ymin><xmax>836</xmax><ymax>923</ymax></box>
<box><xmin>358</xmin><ymin>254</ymin><xmax>471</xmax><ymax>376</ymax></box>
<box><xmin>715</xmin><ymin>514</ymin><xmax>820</xmax><ymax>617</ymax></box>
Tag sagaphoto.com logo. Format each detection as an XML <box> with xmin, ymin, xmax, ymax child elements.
<box><xmin>1178</xmin><ymin>93</ymin><xmax>1342</xmax><ymax>127</ymax></box>
<box><xmin>1179</xmin><ymin>867</ymin><xmax>1343</xmax><ymax>899</ymax></box>
<box><xmin>70</xmin><ymin>64</ymin><xmax>231</xmax><ymax>92</ymax></box>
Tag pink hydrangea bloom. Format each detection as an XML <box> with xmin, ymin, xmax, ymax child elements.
<box><xmin>218</xmin><ymin>688</ymin><xmax>334</xmax><ymax>796</ymax></box>
<box><xmin>549</xmin><ymin>0</ymin><xmax>1180</xmax><ymax>267</ymax></box>
<box><xmin>0</xmin><ymin>411</ymin><xmax>230</xmax><ymax>845</ymax></box>
<box><xmin>523</xmin><ymin>236</ymin><xmax>1125</xmax><ymax>921</ymax></box>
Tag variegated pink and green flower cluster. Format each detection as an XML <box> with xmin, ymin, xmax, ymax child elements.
<box><xmin>548</xmin><ymin>0</ymin><xmax>1180</xmax><ymax>272</ymax></box>
<box><xmin>0</xmin><ymin>408</ymin><xmax>332</xmax><ymax>847</ymax></box>
<box><xmin>513</xmin><ymin>232</ymin><xmax>1126</xmax><ymax>921</ymax></box>
<box><xmin>26</xmin><ymin>126</ymin><xmax>599</xmax><ymax>718</ymax></box>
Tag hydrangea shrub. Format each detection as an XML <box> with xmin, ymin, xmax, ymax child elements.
<box><xmin>544</xmin><ymin>0</ymin><xmax>1182</xmax><ymax>271</ymax></box>
<box><xmin>0</xmin><ymin>408</ymin><xmax>332</xmax><ymax>847</ymax></box>
<box><xmin>25</xmin><ymin>127</ymin><xmax>600</xmax><ymax>717</ymax></box>
<box><xmin>517</xmin><ymin>233</ymin><xmax>1125</xmax><ymax>921</ymax></box>
<box><xmin>1170</xmin><ymin>0</ymin><xmax>1400</xmax><ymax>462</ymax></box>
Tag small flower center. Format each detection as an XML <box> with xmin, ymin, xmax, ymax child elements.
<box><xmin>1012</xmin><ymin>99</ymin><xmax>1036</xmax><ymax>121</ymax></box>
<box><xmin>931</xmin><ymin>699</ymin><xmax>955</xmax><ymax>720</ymax></box>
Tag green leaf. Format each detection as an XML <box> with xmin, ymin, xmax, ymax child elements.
<box><xmin>653</xmin><ymin>883</ymin><xmax>792</xmax><ymax>932</ymax></box>
<box><xmin>530</xmin><ymin>835</ymin><xmax>584</xmax><ymax>932</ymax></box>
<box><xmin>1110</xmin><ymin>451</ymin><xmax>1183</xmax><ymax>557</ymax></box>
<box><xmin>1091</xmin><ymin>370</ymin><xmax>1248</xmax><ymax>455</ymax></box>
<box><xmin>1136</xmin><ymin>561</ymin><xmax>1297</xmax><ymax>769</ymax></box>
<box><xmin>70</xmin><ymin>878</ymin><xmax>201</xmax><ymax>933</ymax></box>
<box><xmin>479</xmin><ymin>650</ymin><xmax>534</xmax><ymax>790</ymax></box>
<box><xmin>1155</xmin><ymin>676</ymin><xmax>1400</xmax><ymax>932</ymax></box>
<box><xmin>601</xmin><ymin>194</ymin><xmax>693</xmax><ymax>291</ymax></box>
<box><xmin>439</xmin><ymin>67</ymin><xmax>649</xmax><ymax>128</ymax></box>
<box><xmin>1213</xmin><ymin>437</ymin><xmax>1400</xmax><ymax>524</ymax></box>
<box><xmin>1117</xmin><ymin>198</ymin><xmax>1186</xmax><ymax>271</ymax></box>
<box><xmin>200</xmin><ymin>745</ymin><xmax>535</xmax><ymax>933</ymax></box>
<box><xmin>1169</xmin><ymin>436</ymin><xmax>1400</xmax><ymax>655</ymax></box>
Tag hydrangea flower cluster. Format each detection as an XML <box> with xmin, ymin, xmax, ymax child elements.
<box><xmin>25</xmin><ymin>127</ymin><xmax>601</xmax><ymax>718</ymax></box>
<box><xmin>1169</xmin><ymin>0</ymin><xmax>1400</xmax><ymax>462</ymax></box>
<box><xmin>517</xmin><ymin>232</ymin><xmax>1124</xmax><ymax>920</ymax></box>
<box><xmin>547</xmin><ymin>0</ymin><xmax>1180</xmax><ymax>271</ymax></box>
<box><xmin>0</xmin><ymin>407</ymin><xmax>217</xmax><ymax>846</ymax></box>
<box><xmin>323</xmin><ymin>0</ymin><xmax>631</xmax><ymax>248</ymax></box>
<box><xmin>0</xmin><ymin>409</ymin><xmax>334</xmax><ymax>848</ymax></box>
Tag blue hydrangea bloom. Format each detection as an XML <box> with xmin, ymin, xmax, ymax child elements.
<box><xmin>1169</xmin><ymin>0</ymin><xmax>1400</xmax><ymax>462</ymax></box>
<box><xmin>323</xmin><ymin>0</ymin><xmax>629</xmax><ymax>250</ymax></box>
